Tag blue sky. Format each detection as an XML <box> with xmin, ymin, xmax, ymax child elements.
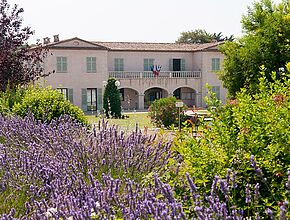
<box><xmin>12</xmin><ymin>0</ymin><xmax>281</xmax><ymax>43</ymax></box>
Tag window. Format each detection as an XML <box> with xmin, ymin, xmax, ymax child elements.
<box><xmin>86</xmin><ymin>57</ymin><xmax>96</xmax><ymax>73</ymax></box>
<box><xmin>56</xmin><ymin>57</ymin><xmax>67</xmax><ymax>72</ymax></box>
<box><xmin>211</xmin><ymin>58</ymin><xmax>220</xmax><ymax>71</ymax></box>
<box><xmin>211</xmin><ymin>86</ymin><xmax>220</xmax><ymax>99</ymax></box>
<box><xmin>114</xmin><ymin>58</ymin><xmax>124</xmax><ymax>71</ymax></box>
<box><xmin>181</xmin><ymin>92</ymin><xmax>194</xmax><ymax>100</ymax></box>
<box><xmin>144</xmin><ymin>58</ymin><xmax>154</xmax><ymax>71</ymax></box>
<box><xmin>57</xmin><ymin>88</ymin><xmax>68</xmax><ymax>100</ymax></box>
<box><xmin>169</xmin><ymin>59</ymin><xmax>185</xmax><ymax>71</ymax></box>
<box><xmin>87</xmin><ymin>88</ymin><xmax>97</xmax><ymax>111</ymax></box>
<box><xmin>119</xmin><ymin>88</ymin><xmax>124</xmax><ymax>101</ymax></box>
<box><xmin>173</xmin><ymin>88</ymin><xmax>181</xmax><ymax>99</ymax></box>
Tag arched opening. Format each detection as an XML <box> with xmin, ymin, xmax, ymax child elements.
<box><xmin>144</xmin><ymin>87</ymin><xmax>168</xmax><ymax>108</ymax></box>
<box><xmin>173</xmin><ymin>87</ymin><xmax>196</xmax><ymax>108</ymax></box>
<box><xmin>119</xmin><ymin>88</ymin><xmax>139</xmax><ymax>110</ymax></box>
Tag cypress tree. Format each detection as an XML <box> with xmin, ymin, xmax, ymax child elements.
<box><xmin>103</xmin><ymin>78</ymin><xmax>121</xmax><ymax>118</ymax></box>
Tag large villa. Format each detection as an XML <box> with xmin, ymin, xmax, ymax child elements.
<box><xmin>40</xmin><ymin>35</ymin><xmax>226</xmax><ymax>112</ymax></box>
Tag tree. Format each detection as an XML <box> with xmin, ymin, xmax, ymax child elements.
<box><xmin>103</xmin><ymin>78</ymin><xmax>121</xmax><ymax>118</ymax></box>
<box><xmin>0</xmin><ymin>0</ymin><xmax>49</xmax><ymax>92</ymax></box>
<box><xmin>176</xmin><ymin>29</ymin><xmax>234</xmax><ymax>44</ymax></box>
<box><xmin>218</xmin><ymin>0</ymin><xmax>290</xmax><ymax>97</ymax></box>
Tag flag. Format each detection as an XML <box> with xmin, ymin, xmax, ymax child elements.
<box><xmin>151</xmin><ymin>65</ymin><xmax>162</xmax><ymax>77</ymax></box>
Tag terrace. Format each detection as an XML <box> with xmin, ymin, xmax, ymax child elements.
<box><xmin>109</xmin><ymin>71</ymin><xmax>201</xmax><ymax>79</ymax></box>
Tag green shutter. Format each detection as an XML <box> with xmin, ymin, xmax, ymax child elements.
<box><xmin>57</xmin><ymin>57</ymin><xmax>61</xmax><ymax>72</ymax></box>
<box><xmin>169</xmin><ymin>59</ymin><xmax>173</xmax><ymax>71</ymax></box>
<box><xmin>97</xmin><ymin>88</ymin><xmax>103</xmax><ymax>111</ymax></box>
<box><xmin>68</xmin><ymin>88</ymin><xmax>73</xmax><ymax>103</ymax></box>
<box><xmin>216</xmin><ymin>86</ymin><xmax>220</xmax><ymax>99</ymax></box>
<box><xmin>149</xmin><ymin>59</ymin><xmax>154</xmax><ymax>71</ymax></box>
<box><xmin>86</xmin><ymin>57</ymin><xmax>90</xmax><ymax>72</ymax></box>
<box><xmin>114</xmin><ymin>59</ymin><xmax>118</xmax><ymax>71</ymax></box>
<box><xmin>63</xmin><ymin>57</ymin><xmax>67</xmax><ymax>72</ymax></box>
<box><xmin>144</xmin><ymin>59</ymin><xmax>148</xmax><ymax>71</ymax></box>
<box><xmin>181</xmin><ymin>59</ymin><xmax>186</xmax><ymax>71</ymax></box>
<box><xmin>120</xmin><ymin>59</ymin><xmax>124</xmax><ymax>71</ymax></box>
<box><xmin>81</xmin><ymin>89</ymin><xmax>87</xmax><ymax>111</ymax></box>
<box><xmin>92</xmin><ymin>57</ymin><xmax>96</xmax><ymax>72</ymax></box>
<box><xmin>216</xmin><ymin>58</ymin><xmax>220</xmax><ymax>70</ymax></box>
<box><xmin>212</xmin><ymin>58</ymin><xmax>215</xmax><ymax>71</ymax></box>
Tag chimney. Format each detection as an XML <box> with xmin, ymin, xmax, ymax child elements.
<box><xmin>43</xmin><ymin>37</ymin><xmax>50</xmax><ymax>44</ymax></box>
<box><xmin>53</xmin><ymin>34</ymin><xmax>59</xmax><ymax>42</ymax></box>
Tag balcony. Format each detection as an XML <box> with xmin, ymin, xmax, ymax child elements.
<box><xmin>109</xmin><ymin>71</ymin><xmax>201</xmax><ymax>79</ymax></box>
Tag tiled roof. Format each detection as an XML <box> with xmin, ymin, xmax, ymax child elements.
<box><xmin>31</xmin><ymin>37</ymin><xmax>223</xmax><ymax>52</ymax></box>
<box><xmin>93</xmin><ymin>41</ymin><xmax>223</xmax><ymax>52</ymax></box>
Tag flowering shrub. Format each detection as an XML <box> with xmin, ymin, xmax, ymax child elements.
<box><xmin>0</xmin><ymin>71</ymin><xmax>289</xmax><ymax>219</ymax></box>
<box><xmin>0</xmin><ymin>86</ymin><xmax>25</xmax><ymax>116</ymax></box>
<box><xmin>148</xmin><ymin>96</ymin><xmax>187</xmax><ymax>128</ymax></box>
<box><xmin>169</xmin><ymin>71</ymin><xmax>290</xmax><ymax>218</ymax></box>
<box><xmin>11</xmin><ymin>86</ymin><xmax>88</xmax><ymax>126</ymax></box>
<box><xmin>0</xmin><ymin>114</ymin><xmax>171</xmax><ymax>218</ymax></box>
<box><xmin>0</xmin><ymin>113</ymin><xmax>289</xmax><ymax>219</ymax></box>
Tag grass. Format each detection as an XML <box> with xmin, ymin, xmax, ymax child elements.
<box><xmin>86</xmin><ymin>112</ymin><xmax>153</xmax><ymax>131</ymax></box>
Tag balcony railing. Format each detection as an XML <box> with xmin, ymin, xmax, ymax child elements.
<box><xmin>109</xmin><ymin>71</ymin><xmax>201</xmax><ymax>79</ymax></box>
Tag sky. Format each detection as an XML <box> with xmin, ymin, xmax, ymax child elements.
<box><xmin>11</xmin><ymin>0</ymin><xmax>282</xmax><ymax>44</ymax></box>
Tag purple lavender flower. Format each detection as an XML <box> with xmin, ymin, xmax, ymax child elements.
<box><xmin>232</xmin><ymin>171</ymin><xmax>237</xmax><ymax>188</ymax></box>
<box><xmin>254</xmin><ymin>183</ymin><xmax>260</xmax><ymax>205</ymax></box>
<box><xmin>250</xmin><ymin>155</ymin><xmax>263</xmax><ymax>177</ymax></box>
<box><xmin>265</xmin><ymin>208</ymin><xmax>274</xmax><ymax>219</ymax></box>
<box><xmin>245</xmin><ymin>183</ymin><xmax>251</xmax><ymax>204</ymax></box>
<box><xmin>279</xmin><ymin>202</ymin><xmax>287</xmax><ymax>220</ymax></box>
<box><xmin>286</xmin><ymin>170</ymin><xmax>290</xmax><ymax>194</ymax></box>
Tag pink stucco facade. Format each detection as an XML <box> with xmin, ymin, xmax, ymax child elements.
<box><xmin>40</xmin><ymin>37</ymin><xmax>226</xmax><ymax>112</ymax></box>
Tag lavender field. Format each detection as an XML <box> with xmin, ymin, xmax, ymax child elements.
<box><xmin>0</xmin><ymin>112</ymin><xmax>289</xmax><ymax>220</ymax></box>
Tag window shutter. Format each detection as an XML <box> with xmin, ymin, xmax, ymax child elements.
<box><xmin>149</xmin><ymin>59</ymin><xmax>154</xmax><ymax>71</ymax></box>
<box><xmin>81</xmin><ymin>88</ymin><xmax>87</xmax><ymax>111</ymax></box>
<box><xmin>114</xmin><ymin>59</ymin><xmax>118</xmax><ymax>71</ymax></box>
<box><xmin>86</xmin><ymin>57</ymin><xmax>90</xmax><ymax>72</ymax></box>
<box><xmin>120</xmin><ymin>59</ymin><xmax>124</xmax><ymax>71</ymax></box>
<box><xmin>216</xmin><ymin>58</ymin><xmax>220</xmax><ymax>71</ymax></box>
<box><xmin>216</xmin><ymin>86</ymin><xmax>220</xmax><ymax>99</ymax></box>
<box><xmin>92</xmin><ymin>57</ymin><xmax>96</xmax><ymax>72</ymax></box>
<box><xmin>144</xmin><ymin>59</ymin><xmax>148</xmax><ymax>71</ymax></box>
<box><xmin>181</xmin><ymin>59</ymin><xmax>186</xmax><ymax>71</ymax></box>
<box><xmin>68</xmin><ymin>88</ymin><xmax>73</xmax><ymax>103</ymax></box>
<box><xmin>212</xmin><ymin>86</ymin><xmax>220</xmax><ymax>100</ymax></box>
<box><xmin>97</xmin><ymin>88</ymin><xmax>103</xmax><ymax>111</ymax></box>
<box><xmin>57</xmin><ymin>57</ymin><xmax>61</xmax><ymax>72</ymax></box>
<box><xmin>63</xmin><ymin>57</ymin><xmax>67</xmax><ymax>72</ymax></box>
<box><xmin>169</xmin><ymin>59</ymin><xmax>173</xmax><ymax>71</ymax></box>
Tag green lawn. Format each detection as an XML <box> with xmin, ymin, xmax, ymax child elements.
<box><xmin>86</xmin><ymin>112</ymin><xmax>153</xmax><ymax>131</ymax></box>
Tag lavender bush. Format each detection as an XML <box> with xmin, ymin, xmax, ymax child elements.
<box><xmin>0</xmin><ymin>114</ymin><xmax>171</xmax><ymax>218</ymax></box>
<box><xmin>0</xmin><ymin>114</ymin><xmax>288</xmax><ymax>219</ymax></box>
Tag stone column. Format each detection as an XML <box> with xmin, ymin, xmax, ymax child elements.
<box><xmin>138</xmin><ymin>94</ymin><xmax>145</xmax><ymax>110</ymax></box>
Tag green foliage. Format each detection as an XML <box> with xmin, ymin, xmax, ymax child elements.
<box><xmin>170</xmin><ymin>71</ymin><xmax>290</xmax><ymax>216</ymax></box>
<box><xmin>103</xmin><ymin>78</ymin><xmax>121</xmax><ymax>118</ymax></box>
<box><xmin>148</xmin><ymin>97</ymin><xmax>187</xmax><ymax>128</ymax></box>
<box><xmin>219</xmin><ymin>0</ymin><xmax>290</xmax><ymax>97</ymax></box>
<box><xmin>12</xmin><ymin>86</ymin><xmax>88</xmax><ymax>126</ymax></box>
<box><xmin>176</xmin><ymin>29</ymin><xmax>234</xmax><ymax>44</ymax></box>
<box><xmin>0</xmin><ymin>86</ymin><xmax>25</xmax><ymax>115</ymax></box>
